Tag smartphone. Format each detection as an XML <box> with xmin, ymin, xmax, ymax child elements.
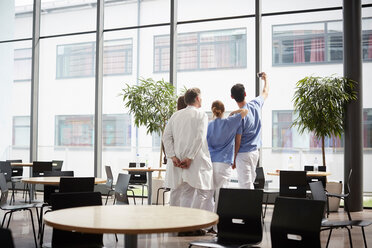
<box><xmin>257</xmin><ymin>72</ymin><xmax>263</xmax><ymax>78</ymax></box>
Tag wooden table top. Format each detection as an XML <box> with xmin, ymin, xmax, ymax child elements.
<box><xmin>267</xmin><ymin>171</ymin><xmax>331</xmax><ymax>177</ymax></box>
<box><xmin>123</xmin><ymin>168</ymin><xmax>166</xmax><ymax>172</ymax></box>
<box><xmin>11</xmin><ymin>163</ymin><xmax>33</xmax><ymax>167</ymax></box>
<box><xmin>44</xmin><ymin>205</ymin><xmax>218</xmax><ymax>234</ymax></box>
<box><xmin>22</xmin><ymin>177</ymin><xmax>106</xmax><ymax>185</ymax></box>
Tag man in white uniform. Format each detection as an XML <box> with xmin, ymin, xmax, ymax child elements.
<box><xmin>163</xmin><ymin>88</ymin><xmax>214</xmax><ymax>212</ymax></box>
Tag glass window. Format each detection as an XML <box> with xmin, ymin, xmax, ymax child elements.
<box><xmin>55</xmin><ymin>114</ymin><xmax>131</xmax><ymax>147</ymax></box>
<box><xmin>103</xmin><ymin>114</ymin><xmax>131</xmax><ymax>147</ymax></box>
<box><xmin>14</xmin><ymin>48</ymin><xmax>32</xmax><ymax>82</ymax></box>
<box><xmin>154</xmin><ymin>28</ymin><xmax>247</xmax><ymax>72</ymax></box>
<box><xmin>152</xmin><ymin>132</ymin><xmax>161</xmax><ymax>151</ymax></box>
<box><xmin>272</xmin><ymin>111</ymin><xmax>293</xmax><ymax>148</ymax></box>
<box><xmin>56</xmin><ymin>39</ymin><xmax>133</xmax><ymax>79</ymax></box>
<box><xmin>12</xmin><ymin>116</ymin><xmax>30</xmax><ymax>147</ymax></box>
<box><xmin>273</xmin><ymin>18</ymin><xmax>372</xmax><ymax>65</ymax></box>
<box><xmin>364</xmin><ymin>109</ymin><xmax>372</xmax><ymax>148</ymax></box>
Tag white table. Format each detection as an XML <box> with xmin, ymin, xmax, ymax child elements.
<box><xmin>122</xmin><ymin>168</ymin><xmax>166</xmax><ymax>205</ymax></box>
<box><xmin>44</xmin><ymin>205</ymin><xmax>218</xmax><ymax>248</ymax></box>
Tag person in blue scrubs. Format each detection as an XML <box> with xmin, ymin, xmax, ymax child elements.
<box><xmin>231</xmin><ymin>72</ymin><xmax>269</xmax><ymax>189</ymax></box>
<box><xmin>207</xmin><ymin>100</ymin><xmax>248</xmax><ymax>210</ymax></box>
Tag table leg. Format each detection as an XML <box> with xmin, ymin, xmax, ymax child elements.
<box><xmin>125</xmin><ymin>234</ymin><xmax>138</xmax><ymax>248</ymax></box>
<box><xmin>148</xmin><ymin>171</ymin><xmax>152</xmax><ymax>205</ymax></box>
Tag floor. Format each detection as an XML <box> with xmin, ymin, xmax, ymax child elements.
<box><xmin>2</xmin><ymin>192</ymin><xmax>372</xmax><ymax>248</ymax></box>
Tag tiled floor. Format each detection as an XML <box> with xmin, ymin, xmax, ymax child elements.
<box><xmin>3</xmin><ymin>192</ymin><xmax>372</xmax><ymax>248</ymax></box>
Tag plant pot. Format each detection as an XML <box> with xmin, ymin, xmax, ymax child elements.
<box><xmin>151</xmin><ymin>178</ymin><xmax>170</xmax><ymax>205</ymax></box>
<box><xmin>326</xmin><ymin>181</ymin><xmax>342</xmax><ymax>212</ymax></box>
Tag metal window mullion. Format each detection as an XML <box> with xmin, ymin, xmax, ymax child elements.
<box><xmin>94</xmin><ymin>0</ymin><xmax>104</xmax><ymax>178</ymax></box>
<box><xmin>30</xmin><ymin>0</ymin><xmax>41</xmax><ymax>164</ymax></box>
<box><xmin>170</xmin><ymin>0</ymin><xmax>178</xmax><ymax>86</ymax></box>
<box><xmin>255</xmin><ymin>0</ymin><xmax>261</xmax><ymax>97</ymax></box>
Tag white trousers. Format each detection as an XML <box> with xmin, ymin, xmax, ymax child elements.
<box><xmin>169</xmin><ymin>182</ymin><xmax>214</xmax><ymax>212</ymax></box>
<box><xmin>211</xmin><ymin>162</ymin><xmax>232</xmax><ymax>212</ymax></box>
<box><xmin>236</xmin><ymin>150</ymin><xmax>259</xmax><ymax>189</ymax></box>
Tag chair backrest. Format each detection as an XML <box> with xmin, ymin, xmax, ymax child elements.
<box><xmin>318</xmin><ymin>166</ymin><xmax>326</xmax><ymax>172</ymax></box>
<box><xmin>0</xmin><ymin>228</ymin><xmax>15</xmax><ymax>248</ymax></box>
<box><xmin>44</xmin><ymin>171</ymin><xmax>74</xmax><ymax>177</ymax></box>
<box><xmin>0</xmin><ymin>162</ymin><xmax>12</xmax><ymax>182</ymax></box>
<box><xmin>32</xmin><ymin>161</ymin><xmax>53</xmax><ymax>177</ymax></box>
<box><xmin>50</xmin><ymin>192</ymin><xmax>103</xmax><ymax>248</ymax></box>
<box><xmin>271</xmin><ymin>197</ymin><xmax>324</xmax><ymax>248</ymax></box>
<box><xmin>105</xmin><ymin>165</ymin><xmax>114</xmax><ymax>188</ymax></box>
<box><xmin>0</xmin><ymin>173</ymin><xmax>9</xmax><ymax>206</ymax></box>
<box><xmin>216</xmin><ymin>188</ymin><xmax>263</xmax><ymax>244</ymax></box>
<box><xmin>59</xmin><ymin>177</ymin><xmax>95</xmax><ymax>193</ymax></box>
<box><xmin>114</xmin><ymin>173</ymin><xmax>131</xmax><ymax>205</ymax></box>
<box><xmin>128</xmin><ymin>162</ymin><xmax>147</xmax><ymax>184</ymax></box>
<box><xmin>6</xmin><ymin>160</ymin><xmax>23</xmax><ymax>177</ymax></box>
<box><xmin>304</xmin><ymin>165</ymin><xmax>314</xmax><ymax>171</ymax></box>
<box><xmin>52</xmin><ymin>160</ymin><xmax>64</xmax><ymax>171</ymax></box>
<box><xmin>307</xmin><ymin>176</ymin><xmax>326</xmax><ymax>189</ymax></box>
<box><xmin>254</xmin><ymin>167</ymin><xmax>265</xmax><ymax>189</ymax></box>
<box><xmin>280</xmin><ymin>170</ymin><xmax>307</xmax><ymax>198</ymax></box>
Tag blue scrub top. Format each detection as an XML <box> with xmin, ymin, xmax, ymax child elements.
<box><xmin>237</xmin><ymin>96</ymin><xmax>264</xmax><ymax>153</ymax></box>
<box><xmin>207</xmin><ymin>113</ymin><xmax>242</xmax><ymax>164</ymax></box>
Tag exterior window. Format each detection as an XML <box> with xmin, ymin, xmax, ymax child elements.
<box><xmin>12</xmin><ymin>116</ymin><xmax>30</xmax><ymax>147</ymax></box>
<box><xmin>309</xmin><ymin>134</ymin><xmax>343</xmax><ymax>148</ymax></box>
<box><xmin>154</xmin><ymin>28</ymin><xmax>247</xmax><ymax>72</ymax></box>
<box><xmin>55</xmin><ymin>114</ymin><xmax>131</xmax><ymax>147</ymax></box>
<box><xmin>272</xmin><ymin>18</ymin><xmax>372</xmax><ymax>65</ymax></box>
<box><xmin>364</xmin><ymin>109</ymin><xmax>372</xmax><ymax>148</ymax></box>
<box><xmin>272</xmin><ymin>111</ymin><xmax>293</xmax><ymax>148</ymax></box>
<box><xmin>14</xmin><ymin>48</ymin><xmax>32</xmax><ymax>82</ymax></box>
<box><xmin>103</xmin><ymin>114</ymin><xmax>131</xmax><ymax>147</ymax></box>
<box><xmin>55</xmin><ymin>115</ymin><xmax>94</xmax><ymax>146</ymax></box>
<box><xmin>56</xmin><ymin>39</ymin><xmax>133</xmax><ymax>78</ymax></box>
<box><xmin>152</xmin><ymin>132</ymin><xmax>161</xmax><ymax>150</ymax></box>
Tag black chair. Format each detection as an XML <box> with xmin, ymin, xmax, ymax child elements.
<box><xmin>128</xmin><ymin>162</ymin><xmax>148</xmax><ymax>204</ymax></box>
<box><xmin>0</xmin><ymin>228</ymin><xmax>15</xmax><ymax>248</ymax></box>
<box><xmin>52</xmin><ymin>160</ymin><xmax>64</xmax><ymax>171</ymax></box>
<box><xmin>0</xmin><ymin>161</ymin><xmax>21</xmax><ymax>205</ymax></box>
<box><xmin>270</xmin><ymin>197</ymin><xmax>325</xmax><ymax>248</ymax></box>
<box><xmin>104</xmin><ymin>165</ymin><xmax>115</xmax><ymax>205</ymax></box>
<box><xmin>32</xmin><ymin>161</ymin><xmax>53</xmax><ymax>177</ymax></box>
<box><xmin>326</xmin><ymin>169</ymin><xmax>352</xmax><ymax>221</ymax></box>
<box><xmin>304</xmin><ymin>165</ymin><xmax>314</xmax><ymax>171</ymax></box>
<box><xmin>309</xmin><ymin>181</ymin><xmax>372</xmax><ymax>248</ymax></box>
<box><xmin>0</xmin><ymin>173</ymin><xmax>38</xmax><ymax>248</ymax></box>
<box><xmin>189</xmin><ymin>188</ymin><xmax>263</xmax><ymax>248</ymax></box>
<box><xmin>59</xmin><ymin>177</ymin><xmax>95</xmax><ymax>193</ymax></box>
<box><xmin>254</xmin><ymin>166</ymin><xmax>278</xmax><ymax>218</ymax></box>
<box><xmin>114</xmin><ymin>173</ymin><xmax>136</xmax><ymax>205</ymax></box>
<box><xmin>49</xmin><ymin>192</ymin><xmax>103</xmax><ymax>248</ymax></box>
<box><xmin>279</xmin><ymin>170</ymin><xmax>307</xmax><ymax>198</ymax></box>
<box><xmin>318</xmin><ymin>166</ymin><xmax>326</xmax><ymax>172</ymax></box>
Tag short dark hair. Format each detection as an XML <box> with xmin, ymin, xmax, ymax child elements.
<box><xmin>177</xmin><ymin>95</ymin><xmax>187</xmax><ymax>110</ymax></box>
<box><xmin>231</xmin><ymin>84</ymin><xmax>245</xmax><ymax>102</ymax></box>
<box><xmin>184</xmin><ymin>88</ymin><xmax>200</xmax><ymax>105</ymax></box>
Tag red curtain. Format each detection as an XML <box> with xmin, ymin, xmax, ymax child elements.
<box><xmin>293</xmin><ymin>39</ymin><xmax>305</xmax><ymax>63</ymax></box>
<box><xmin>310</xmin><ymin>37</ymin><xmax>325</xmax><ymax>62</ymax></box>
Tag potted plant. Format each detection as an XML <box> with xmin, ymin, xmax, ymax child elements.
<box><xmin>292</xmin><ymin>75</ymin><xmax>357</xmax><ymax>211</ymax></box>
<box><xmin>121</xmin><ymin>78</ymin><xmax>177</xmax><ymax>203</ymax></box>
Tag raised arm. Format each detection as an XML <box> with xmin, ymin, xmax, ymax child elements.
<box><xmin>261</xmin><ymin>72</ymin><xmax>269</xmax><ymax>100</ymax></box>
<box><xmin>229</xmin><ymin>108</ymin><xmax>248</xmax><ymax>118</ymax></box>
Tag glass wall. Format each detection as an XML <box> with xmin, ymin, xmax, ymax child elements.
<box><xmin>1</xmin><ymin>0</ymin><xmax>371</xmax><ymax>200</ymax></box>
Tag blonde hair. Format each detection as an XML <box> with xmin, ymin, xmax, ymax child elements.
<box><xmin>211</xmin><ymin>100</ymin><xmax>225</xmax><ymax>118</ymax></box>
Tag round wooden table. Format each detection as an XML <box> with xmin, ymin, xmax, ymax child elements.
<box><xmin>44</xmin><ymin>205</ymin><xmax>218</xmax><ymax>248</ymax></box>
<box><xmin>122</xmin><ymin>168</ymin><xmax>166</xmax><ymax>205</ymax></box>
<box><xmin>267</xmin><ymin>171</ymin><xmax>331</xmax><ymax>177</ymax></box>
<box><xmin>22</xmin><ymin>177</ymin><xmax>106</xmax><ymax>186</ymax></box>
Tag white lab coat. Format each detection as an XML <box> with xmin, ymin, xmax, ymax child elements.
<box><xmin>163</xmin><ymin>106</ymin><xmax>213</xmax><ymax>190</ymax></box>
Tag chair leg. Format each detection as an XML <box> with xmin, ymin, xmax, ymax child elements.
<box><xmin>326</xmin><ymin>229</ymin><xmax>333</xmax><ymax>248</ymax></box>
<box><xmin>163</xmin><ymin>189</ymin><xmax>167</xmax><ymax>206</ymax></box>
<box><xmin>263</xmin><ymin>193</ymin><xmax>269</xmax><ymax>219</ymax></box>
<box><xmin>40</xmin><ymin>223</ymin><xmax>45</xmax><ymax>247</ymax></box>
<box><xmin>7</xmin><ymin>212</ymin><xmax>13</xmax><ymax>228</ymax></box>
<box><xmin>27</xmin><ymin>209</ymin><xmax>38</xmax><ymax>248</ymax></box>
<box><xmin>115</xmin><ymin>233</ymin><xmax>118</xmax><ymax>242</ymax></box>
<box><xmin>141</xmin><ymin>185</ymin><xmax>145</xmax><ymax>205</ymax></box>
<box><xmin>156</xmin><ymin>187</ymin><xmax>162</xmax><ymax>205</ymax></box>
<box><xmin>1</xmin><ymin>212</ymin><xmax>10</xmax><ymax>227</ymax></box>
<box><xmin>346</xmin><ymin>226</ymin><xmax>353</xmax><ymax>248</ymax></box>
<box><xmin>344</xmin><ymin>198</ymin><xmax>352</xmax><ymax>221</ymax></box>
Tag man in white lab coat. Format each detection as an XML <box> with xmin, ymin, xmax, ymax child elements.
<box><xmin>163</xmin><ymin>88</ymin><xmax>214</xmax><ymax>212</ymax></box>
